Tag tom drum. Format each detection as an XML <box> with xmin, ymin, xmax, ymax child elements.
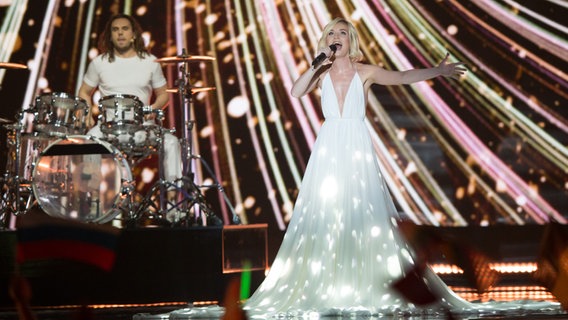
<box><xmin>98</xmin><ymin>94</ymin><xmax>144</xmax><ymax>136</ymax></box>
<box><xmin>33</xmin><ymin>92</ymin><xmax>89</xmax><ymax>136</ymax></box>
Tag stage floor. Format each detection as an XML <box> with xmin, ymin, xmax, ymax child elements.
<box><xmin>0</xmin><ymin>303</ymin><xmax>567</xmax><ymax>320</ymax></box>
<box><xmin>1</xmin><ymin>223</ymin><xmax>567</xmax><ymax>319</ymax></box>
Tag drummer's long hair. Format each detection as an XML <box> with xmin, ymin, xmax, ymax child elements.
<box><xmin>98</xmin><ymin>13</ymin><xmax>149</xmax><ymax>62</ymax></box>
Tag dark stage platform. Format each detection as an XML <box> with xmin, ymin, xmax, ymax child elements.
<box><xmin>0</xmin><ymin>224</ymin><xmax>269</xmax><ymax>308</ymax></box>
<box><xmin>1</xmin><ymin>223</ymin><xmax>567</xmax><ymax>319</ymax></box>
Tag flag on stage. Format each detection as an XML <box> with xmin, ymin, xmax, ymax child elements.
<box><xmin>15</xmin><ymin>207</ymin><xmax>121</xmax><ymax>272</ymax></box>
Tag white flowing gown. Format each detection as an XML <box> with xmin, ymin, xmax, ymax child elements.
<box><xmin>243</xmin><ymin>72</ymin><xmax>476</xmax><ymax>317</ymax></box>
<box><xmin>143</xmin><ymin>70</ymin><xmax>563</xmax><ymax>320</ymax></box>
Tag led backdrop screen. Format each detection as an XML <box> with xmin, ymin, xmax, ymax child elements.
<box><xmin>0</xmin><ymin>0</ymin><xmax>566</xmax><ymax>228</ymax></box>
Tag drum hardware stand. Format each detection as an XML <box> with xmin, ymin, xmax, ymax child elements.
<box><xmin>0</xmin><ymin>62</ymin><xmax>30</xmax><ymax>228</ymax></box>
<box><xmin>82</xmin><ymin>103</ymin><xmax>164</xmax><ymax>227</ymax></box>
<box><xmin>106</xmin><ymin>178</ymin><xmax>137</xmax><ymax>226</ymax></box>
<box><xmin>121</xmin><ymin>111</ymin><xmax>222</xmax><ymax>227</ymax></box>
<box><xmin>0</xmin><ymin>113</ymin><xmax>36</xmax><ymax>228</ymax></box>
<box><xmin>0</xmin><ymin>131</ymin><xmax>22</xmax><ymax>229</ymax></box>
<box><xmin>113</xmin><ymin>107</ymin><xmax>194</xmax><ymax>227</ymax></box>
<box><xmin>148</xmin><ymin>50</ymin><xmax>239</xmax><ymax>227</ymax></box>
<box><xmin>119</xmin><ymin>110</ymin><xmax>173</xmax><ymax>227</ymax></box>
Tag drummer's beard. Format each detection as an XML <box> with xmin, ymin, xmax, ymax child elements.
<box><xmin>113</xmin><ymin>39</ymin><xmax>136</xmax><ymax>55</ymax></box>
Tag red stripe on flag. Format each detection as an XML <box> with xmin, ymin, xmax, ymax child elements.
<box><xmin>17</xmin><ymin>239</ymin><xmax>117</xmax><ymax>272</ymax></box>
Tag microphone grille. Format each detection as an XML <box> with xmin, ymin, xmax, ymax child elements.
<box><xmin>329</xmin><ymin>44</ymin><xmax>337</xmax><ymax>52</ymax></box>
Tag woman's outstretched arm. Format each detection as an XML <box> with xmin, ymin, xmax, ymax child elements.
<box><xmin>366</xmin><ymin>53</ymin><xmax>467</xmax><ymax>86</ymax></box>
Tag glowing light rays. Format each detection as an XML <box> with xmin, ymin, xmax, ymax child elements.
<box><xmin>0</xmin><ymin>0</ymin><xmax>27</xmax><ymax>82</ymax></box>
<box><xmin>247</xmin><ymin>0</ymin><xmax>567</xmax><ymax>225</ymax></box>
<box><xmin>3</xmin><ymin>0</ymin><xmax>566</xmax><ymax>228</ymax></box>
<box><xmin>203</xmin><ymin>0</ymin><xmax>246</xmax><ymax>224</ymax></box>
<box><xmin>476</xmin><ymin>0</ymin><xmax>568</xmax><ymax>61</ymax></box>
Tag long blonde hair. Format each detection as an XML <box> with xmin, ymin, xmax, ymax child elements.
<box><xmin>317</xmin><ymin>18</ymin><xmax>363</xmax><ymax>62</ymax></box>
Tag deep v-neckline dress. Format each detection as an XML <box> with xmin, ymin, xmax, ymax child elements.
<box><xmin>242</xmin><ymin>71</ymin><xmax>476</xmax><ymax>317</ymax></box>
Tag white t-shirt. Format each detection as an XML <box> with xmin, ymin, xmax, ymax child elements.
<box><xmin>83</xmin><ymin>53</ymin><xmax>167</xmax><ymax>105</ymax></box>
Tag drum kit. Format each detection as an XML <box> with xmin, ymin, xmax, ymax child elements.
<box><xmin>0</xmin><ymin>52</ymin><xmax>238</xmax><ymax>228</ymax></box>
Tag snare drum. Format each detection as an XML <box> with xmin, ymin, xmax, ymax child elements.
<box><xmin>105</xmin><ymin>123</ymin><xmax>162</xmax><ymax>158</ymax></box>
<box><xmin>31</xmin><ymin>135</ymin><xmax>133</xmax><ymax>223</ymax></box>
<box><xmin>33</xmin><ymin>92</ymin><xmax>88</xmax><ymax>136</ymax></box>
<box><xmin>98</xmin><ymin>94</ymin><xmax>144</xmax><ymax>135</ymax></box>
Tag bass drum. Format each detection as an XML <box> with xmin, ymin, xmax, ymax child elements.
<box><xmin>32</xmin><ymin>135</ymin><xmax>132</xmax><ymax>223</ymax></box>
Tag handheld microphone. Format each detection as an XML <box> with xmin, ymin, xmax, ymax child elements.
<box><xmin>311</xmin><ymin>44</ymin><xmax>337</xmax><ymax>69</ymax></box>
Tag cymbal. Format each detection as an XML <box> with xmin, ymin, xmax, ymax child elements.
<box><xmin>0</xmin><ymin>117</ymin><xmax>15</xmax><ymax>124</ymax></box>
<box><xmin>156</xmin><ymin>55</ymin><xmax>215</xmax><ymax>64</ymax></box>
<box><xmin>167</xmin><ymin>86</ymin><xmax>216</xmax><ymax>94</ymax></box>
<box><xmin>1</xmin><ymin>124</ymin><xmax>23</xmax><ymax>131</ymax></box>
<box><xmin>0</xmin><ymin>62</ymin><xmax>27</xmax><ymax>70</ymax></box>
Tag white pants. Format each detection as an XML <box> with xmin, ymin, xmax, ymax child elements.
<box><xmin>87</xmin><ymin>121</ymin><xmax>182</xmax><ymax>182</ymax></box>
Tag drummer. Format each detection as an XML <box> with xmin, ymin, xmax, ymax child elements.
<box><xmin>78</xmin><ymin>13</ymin><xmax>182</xmax><ymax>222</ymax></box>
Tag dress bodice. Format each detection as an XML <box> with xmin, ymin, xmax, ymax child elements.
<box><xmin>321</xmin><ymin>71</ymin><xmax>365</xmax><ymax>120</ymax></box>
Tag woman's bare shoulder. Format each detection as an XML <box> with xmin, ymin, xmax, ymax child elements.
<box><xmin>357</xmin><ymin>62</ymin><xmax>386</xmax><ymax>73</ymax></box>
<box><xmin>356</xmin><ymin>63</ymin><xmax>381</xmax><ymax>83</ymax></box>
<box><xmin>357</xmin><ymin>63</ymin><xmax>398</xmax><ymax>86</ymax></box>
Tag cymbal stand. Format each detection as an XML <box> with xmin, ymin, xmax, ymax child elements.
<box><xmin>172</xmin><ymin>51</ymin><xmax>239</xmax><ymax>226</ymax></box>
<box><xmin>0</xmin><ymin>62</ymin><xmax>29</xmax><ymax>228</ymax></box>
<box><xmin>0</xmin><ymin>113</ymin><xmax>34</xmax><ymax>229</ymax></box>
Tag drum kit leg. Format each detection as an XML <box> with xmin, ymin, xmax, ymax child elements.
<box><xmin>0</xmin><ymin>54</ymin><xmax>239</xmax><ymax>229</ymax></box>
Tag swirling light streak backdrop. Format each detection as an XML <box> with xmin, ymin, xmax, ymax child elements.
<box><xmin>0</xmin><ymin>0</ymin><xmax>565</xmax><ymax>229</ymax></box>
